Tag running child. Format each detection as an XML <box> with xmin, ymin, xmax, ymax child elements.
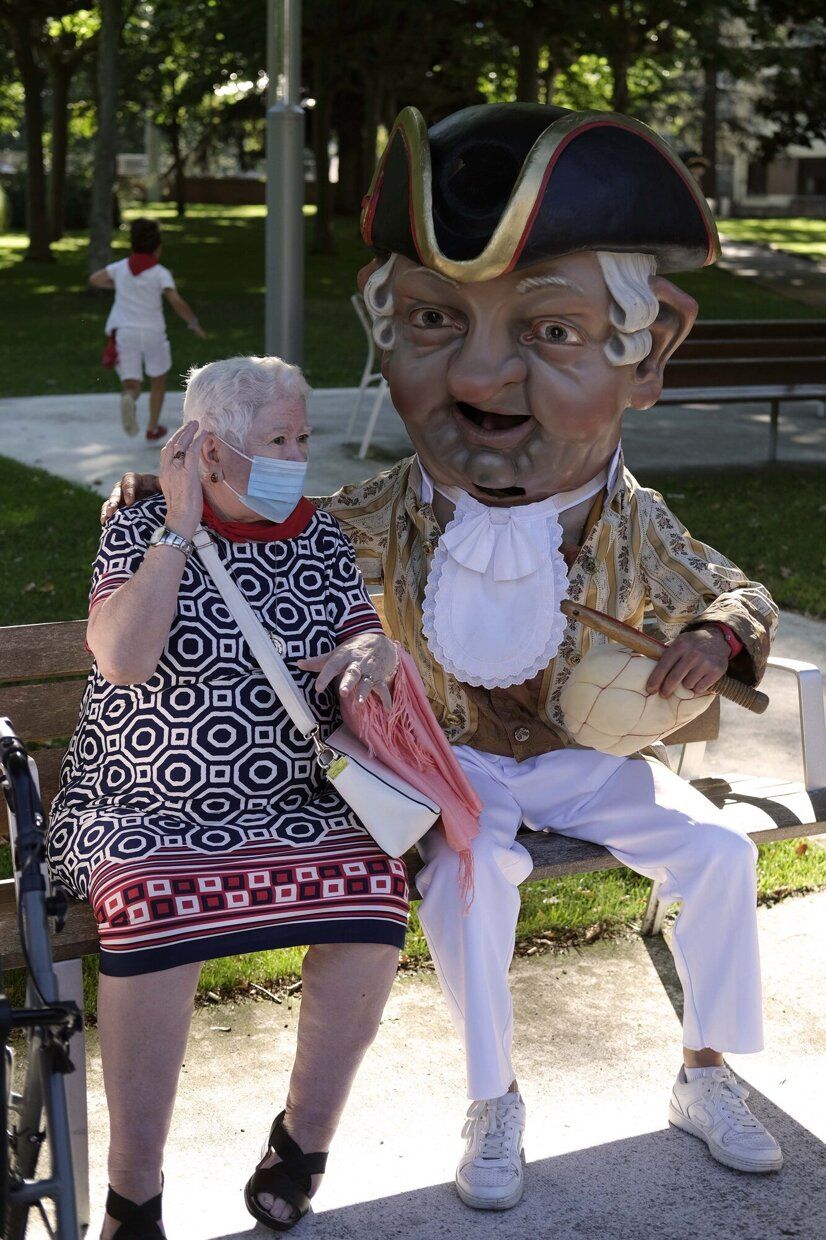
<box><xmin>90</xmin><ymin>217</ymin><xmax>207</xmax><ymax>441</ymax></box>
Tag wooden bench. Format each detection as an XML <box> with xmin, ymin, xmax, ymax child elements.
<box><xmin>660</xmin><ymin>318</ymin><xmax>826</xmax><ymax>461</ymax></box>
<box><xmin>2</xmin><ymin>613</ymin><xmax>825</xmax><ymax>1229</ymax></box>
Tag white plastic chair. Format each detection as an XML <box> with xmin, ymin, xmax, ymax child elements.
<box><xmin>348</xmin><ymin>292</ymin><xmax>389</xmax><ymax>459</ymax></box>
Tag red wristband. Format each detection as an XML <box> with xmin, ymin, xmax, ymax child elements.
<box><xmin>707</xmin><ymin>622</ymin><xmax>743</xmax><ymax>660</ymax></box>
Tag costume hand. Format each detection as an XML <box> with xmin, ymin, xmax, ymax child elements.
<box><xmin>298</xmin><ymin>633</ymin><xmax>399</xmax><ymax>710</ymax></box>
<box><xmin>158</xmin><ymin>422</ymin><xmax>208</xmax><ymax>540</ymax></box>
<box><xmin>645</xmin><ymin>626</ymin><xmax>730</xmax><ymax>698</ymax></box>
<box><xmin>100</xmin><ymin>471</ymin><xmax>162</xmax><ymax>525</ymax></box>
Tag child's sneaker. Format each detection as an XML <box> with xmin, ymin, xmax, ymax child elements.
<box><xmin>120</xmin><ymin>391</ymin><xmax>138</xmax><ymax>436</ymax></box>
<box><xmin>669</xmin><ymin>1065</ymin><xmax>783</xmax><ymax>1172</ymax></box>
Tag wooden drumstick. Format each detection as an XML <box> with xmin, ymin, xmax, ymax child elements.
<box><xmin>561</xmin><ymin>600</ymin><xmax>769</xmax><ymax>716</ymax></box>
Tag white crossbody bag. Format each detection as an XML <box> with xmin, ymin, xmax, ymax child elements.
<box><xmin>192</xmin><ymin>527</ymin><xmax>439</xmax><ymax>857</ymax></box>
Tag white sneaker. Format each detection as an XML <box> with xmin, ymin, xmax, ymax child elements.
<box><xmin>455</xmin><ymin>1092</ymin><xmax>526</xmax><ymax>1210</ymax></box>
<box><xmin>120</xmin><ymin>390</ymin><xmax>138</xmax><ymax>436</ymax></box>
<box><xmin>669</xmin><ymin>1066</ymin><xmax>783</xmax><ymax>1173</ymax></box>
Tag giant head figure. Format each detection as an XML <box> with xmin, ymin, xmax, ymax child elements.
<box><xmin>358</xmin><ymin>103</ymin><xmax>718</xmax><ymax>505</ymax></box>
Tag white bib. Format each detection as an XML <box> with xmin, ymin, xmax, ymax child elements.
<box><xmin>419</xmin><ymin>450</ymin><xmax>620</xmax><ymax>689</ymax></box>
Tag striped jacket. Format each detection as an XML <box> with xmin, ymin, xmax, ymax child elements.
<box><xmin>316</xmin><ymin>455</ymin><xmax>777</xmax><ymax>748</ymax></box>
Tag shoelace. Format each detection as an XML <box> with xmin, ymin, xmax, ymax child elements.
<box><xmin>712</xmin><ymin>1071</ymin><xmax>763</xmax><ymax>1132</ymax></box>
<box><xmin>463</xmin><ymin>1098</ymin><xmax>521</xmax><ymax>1162</ymax></box>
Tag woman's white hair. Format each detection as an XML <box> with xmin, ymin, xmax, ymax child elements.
<box><xmin>363</xmin><ymin>250</ymin><xmax>659</xmax><ymax>367</ymax></box>
<box><xmin>182</xmin><ymin>355</ymin><xmax>311</xmax><ymax>449</ymax></box>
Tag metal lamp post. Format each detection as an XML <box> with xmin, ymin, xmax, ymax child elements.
<box><xmin>265</xmin><ymin>0</ymin><xmax>305</xmax><ymax>364</ymax></box>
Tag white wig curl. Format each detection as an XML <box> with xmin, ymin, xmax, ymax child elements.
<box><xmin>182</xmin><ymin>355</ymin><xmax>311</xmax><ymax>449</ymax></box>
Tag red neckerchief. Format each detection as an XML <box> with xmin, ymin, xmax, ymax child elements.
<box><xmin>128</xmin><ymin>253</ymin><xmax>160</xmax><ymax>276</ymax></box>
<box><xmin>201</xmin><ymin>496</ymin><xmax>316</xmax><ymax>543</ymax></box>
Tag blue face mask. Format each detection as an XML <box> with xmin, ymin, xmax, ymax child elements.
<box><xmin>218</xmin><ymin>438</ymin><xmax>308</xmax><ymax>523</ymax></box>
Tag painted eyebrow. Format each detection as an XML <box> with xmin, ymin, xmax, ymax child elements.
<box><xmin>516</xmin><ymin>274</ymin><xmax>586</xmax><ymax>296</ymax></box>
<box><xmin>399</xmin><ymin>266</ymin><xmax>459</xmax><ymax>289</ymax></box>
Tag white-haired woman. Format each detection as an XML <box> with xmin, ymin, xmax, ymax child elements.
<box><xmin>48</xmin><ymin>356</ymin><xmax>405</xmax><ymax>1238</ymax></box>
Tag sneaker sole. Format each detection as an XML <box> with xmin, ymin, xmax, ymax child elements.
<box><xmin>455</xmin><ymin>1150</ymin><xmax>526</xmax><ymax>1211</ymax></box>
<box><xmin>120</xmin><ymin>393</ymin><xmax>138</xmax><ymax>437</ymax></box>
<box><xmin>668</xmin><ymin>1103</ymin><xmax>783</xmax><ymax>1173</ymax></box>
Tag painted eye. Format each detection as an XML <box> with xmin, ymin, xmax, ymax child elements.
<box><xmin>533</xmin><ymin>322</ymin><xmax>582</xmax><ymax>345</ymax></box>
<box><xmin>410</xmin><ymin>308</ymin><xmax>453</xmax><ymax>329</ymax></box>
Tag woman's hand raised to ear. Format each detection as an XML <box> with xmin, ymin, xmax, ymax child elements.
<box><xmin>159</xmin><ymin>422</ymin><xmax>209</xmax><ymax>540</ymax></box>
<box><xmin>299</xmin><ymin>633</ymin><xmax>399</xmax><ymax>711</ymax></box>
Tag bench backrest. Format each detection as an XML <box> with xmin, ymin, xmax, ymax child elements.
<box><xmin>688</xmin><ymin>319</ymin><xmax>826</xmax><ymax>341</ymax></box>
<box><xmin>0</xmin><ymin>620</ymin><xmax>92</xmax><ymax>821</ymax></box>
<box><xmin>663</xmin><ymin>356</ymin><xmax>826</xmax><ymax>390</ymax></box>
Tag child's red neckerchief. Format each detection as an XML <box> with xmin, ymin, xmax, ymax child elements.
<box><xmin>128</xmin><ymin>253</ymin><xmax>160</xmax><ymax>276</ymax></box>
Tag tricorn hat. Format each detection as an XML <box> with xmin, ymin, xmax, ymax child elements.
<box><xmin>361</xmin><ymin>103</ymin><xmax>719</xmax><ymax>280</ymax></box>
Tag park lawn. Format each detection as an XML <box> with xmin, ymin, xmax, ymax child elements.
<box><xmin>1</xmin><ymin>204</ymin><xmax>823</xmax><ymax>400</ymax></box>
<box><xmin>720</xmin><ymin>217</ymin><xmax>826</xmax><ymax>263</ymax></box>
<box><xmin>1</xmin><ymin>451</ymin><xmax>825</xmax><ymax>1009</ymax></box>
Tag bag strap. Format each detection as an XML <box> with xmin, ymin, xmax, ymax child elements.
<box><xmin>192</xmin><ymin>526</ymin><xmax>320</xmax><ymax>741</ymax></box>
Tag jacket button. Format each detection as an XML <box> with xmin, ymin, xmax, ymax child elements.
<box><xmin>514</xmin><ymin>727</ymin><xmax>531</xmax><ymax>743</ymax></box>
<box><xmin>569</xmin><ymin>651</ymin><xmax>582</xmax><ymax>666</ymax></box>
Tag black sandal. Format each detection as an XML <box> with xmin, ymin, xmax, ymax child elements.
<box><xmin>105</xmin><ymin>1184</ymin><xmax>164</xmax><ymax>1238</ymax></box>
<box><xmin>243</xmin><ymin>1110</ymin><xmax>328</xmax><ymax>1233</ymax></box>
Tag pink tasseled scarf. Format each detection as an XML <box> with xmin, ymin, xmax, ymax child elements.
<box><xmin>339</xmin><ymin>645</ymin><xmax>482</xmax><ymax>907</ymax></box>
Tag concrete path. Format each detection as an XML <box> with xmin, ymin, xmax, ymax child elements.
<box><xmin>26</xmin><ymin>892</ymin><xmax>826</xmax><ymax>1240</ymax></box>
<box><xmin>718</xmin><ymin>233</ymin><xmax>826</xmax><ymax>310</ymax></box>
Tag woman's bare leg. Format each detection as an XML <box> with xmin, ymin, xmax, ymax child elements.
<box><xmin>97</xmin><ymin>961</ymin><xmax>202</xmax><ymax>1240</ymax></box>
<box><xmin>254</xmin><ymin>941</ymin><xmax>399</xmax><ymax>1224</ymax></box>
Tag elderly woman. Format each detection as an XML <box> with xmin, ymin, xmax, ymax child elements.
<box><xmin>47</xmin><ymin>356</ymin><xmax>406</xmax><ymax>1238</ymax></box>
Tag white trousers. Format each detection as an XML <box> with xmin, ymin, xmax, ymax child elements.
<box><xmin>416</xmin><ymin>747</ymin><xmax>763</xmax><ymax>1101</ymax></box>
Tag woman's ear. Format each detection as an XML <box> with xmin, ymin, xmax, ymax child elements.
<box><xmin>627</xmin><ymin>276</ymin><xmax>697</xmax><ymax>410</ymax></box>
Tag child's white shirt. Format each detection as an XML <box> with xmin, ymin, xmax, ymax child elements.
<box><xmin>104</xmin><ymin>259</ymin><xmax>176</xmax><ymax>334</ymax></box>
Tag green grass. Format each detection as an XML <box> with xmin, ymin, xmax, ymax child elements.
<box><xmin>721</xmin><ymin>217</ymin><xmax>826</xmax><ymax>263</ymax></box>
<box><xmin>1</xmin><ymin>205</ymin><xmax>822</xmax><ymax>400</ymax></box>
<box><xmin>643</xmin><ymin>465</ymin><xmax>826</xmax><ymax>619</ymax></box>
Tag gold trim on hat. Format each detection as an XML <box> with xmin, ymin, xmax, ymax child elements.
<box><xmin>361</xmin><ymin>106</ymin><xmax>720</xmax><ymax>282</ymax></box>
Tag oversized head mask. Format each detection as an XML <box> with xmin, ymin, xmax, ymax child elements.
<box><xmin>359</xmin><ymin>103</ymin><xmax>719</xmax><ymax>504</ymax></box>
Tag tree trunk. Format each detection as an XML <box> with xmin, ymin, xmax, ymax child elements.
<box><xmin>9</xmin><ymin>15</ymin><xmax>53</xmax><ymax>262</ymax></box>
<box><xmin>88</xmin><ymin>0</ymin><xmax>121</xmax><ymax>272</ymax></box>
<box><xmin>516</xmin><ymin>28</ymin><xmax>541</xmax><ymax>103</ymax></box>
<box><xmin>701</xmin><ymin>58</ymin><xmax>719</xmax><ymax>202</ymax></box>
<box><xmin>609</xmin><ymin>47</ymin><xmax>630</xmax><ymax>113</ymax></box>
<box><xmin>308</xmin><ymin>44</ymin><xmax>335</xmax><ymax>253</ymax></box>
<box><xmin>362</xmin><ymin>73</ymin><xmax>382</xmax><ymax>188</ymax></box>
<box><xmin>167</xmin><ymin>115</ymin><xmax>187</xmax><ymax>218</ymax></box>
<box><xmin>49</xmin><ymin>58</ymin><xmax>71</xmax><ymax>242</ymax></box>
<box><xmin>312</xmin><ymin>85</ymin><xmax>336</xmax><ymax>254</ymax></box>
<box><xmin>335</xmin><ymin>89</ymin><xmax>365</xmax><ymax>215</ymax></box>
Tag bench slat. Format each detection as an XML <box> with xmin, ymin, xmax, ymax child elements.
<box><xmin>0</xmin><ymin>680</ymin><xmax>85</xmax><ymax>743</ymax></box>
<box><xmin>0</xmin><ymin>621</ymin><xmax>91</xmax><ymax>684</ymax></box>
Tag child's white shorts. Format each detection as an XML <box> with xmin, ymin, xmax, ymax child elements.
<box><xmin>115</xmin><ymin>328</ymin><xmax>171</xmax><ymax>380</ymax></box>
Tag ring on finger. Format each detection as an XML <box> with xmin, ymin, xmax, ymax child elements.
<box><xmin>173</xmin><ymin>449</ymin><xmax>186</xmax><ymax>460</ymax></box>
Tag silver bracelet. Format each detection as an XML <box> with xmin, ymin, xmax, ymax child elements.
<box><xmin>187</xmin><ymin>317</ymin><xmax>200</xmax><ymax>331</ymax></box>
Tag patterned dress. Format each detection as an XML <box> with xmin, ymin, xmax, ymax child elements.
<box><xmin>47</xmin><ymin>495</ymin><xmax>409</xmax><ymax>976</ymax></box>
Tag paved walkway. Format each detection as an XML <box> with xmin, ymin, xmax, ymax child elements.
<box><xmin>718</xmin><ymin>232</ymin><xmax>826</xmax><ymax>310</ymax></box>
<box><xmin>27</xmin><ymin>892</ymin><xmax>826</xmax><ymax>1240</ymax></box>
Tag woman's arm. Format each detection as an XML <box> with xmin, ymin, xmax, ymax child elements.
<box><xmin>87</xmin><ymin>422</ymin><xmax>207</xmax><ymax>684</ymax></box>
<box><xmin>88</xmin><ymin>267</ymin><xmax>115</xmax><ymax>290</ymax></box>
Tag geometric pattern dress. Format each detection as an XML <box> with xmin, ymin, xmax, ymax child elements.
<box><xmin>47</xmin><ymin>495</ymin><xmax>409</xmax><ymax>976</ymax></box>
